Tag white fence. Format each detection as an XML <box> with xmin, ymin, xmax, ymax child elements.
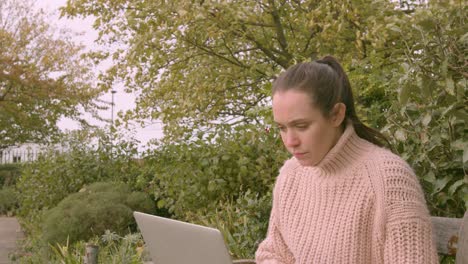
<box><xmin>0</xmin><ymin>144</ymin><xmax>52</xmax><ymax>164</ymax></box>
<box><xmin>0</xmin><ymin>149</ymin><xmax>41</xmax><ymax>164</ymax></box>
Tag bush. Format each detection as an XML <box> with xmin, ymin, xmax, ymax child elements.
<box><xmin>0</xmin><ymin>186</ymin><xmax>17</xmax><ymax>215</ymax></box>
<box><xmin>0</xmin><ymin>164</ymin><xmax>21</xmax><ymax>187</ymax></box>
<box><xmin>143</xmin><ymin>125</ymin><xmax>288</xmax><ymax>219</ymax></box>
<box><xmin>16</xmin><ymin>129</ymin><xmax>145</xmax><ymax>222</ymax></box>
<box><xmin>18</xmin><ymin>231</ymin><xmax>147</xmax><ymax>264</ymax></box>
<box><xmin>42</xmin><ymin>182</ymin><xmax>155</xmax><ymax>246</ymax></box>
<box><xmin>187</xmin><ymin>190</ymin><xmax>272</xmax><ymax>259</ymax></box>
<box><xmin>379</xmin><ymin>2</ymin><xmax>467</xmax><ymax>217</ymax></box>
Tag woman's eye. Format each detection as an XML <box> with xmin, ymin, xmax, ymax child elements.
<box><xmin>277</xmin><ymin>126</ymin><xmax>286</xmax><ymax>132</ymax></box>
<box><xmin>296</xmin><ymin>124</ymin><xmax>308</xmax><ymax>130</ymax></box>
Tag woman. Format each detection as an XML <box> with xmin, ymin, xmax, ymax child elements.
<box><xmin>255</xmin><ymin>56</ymin><xmax>438</xmax><ymax>263</ymax></box>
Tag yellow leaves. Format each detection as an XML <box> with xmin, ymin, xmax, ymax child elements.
<box><xmin>0</xmin><ymin>0</ymin><xmax>102</xmax><ymax>146</ymax></box>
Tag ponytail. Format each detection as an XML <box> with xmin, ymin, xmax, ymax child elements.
<box><xmin>315</xmin><ymin>56</ymin><xmax>390</xmax><ymax>148</ymax></box>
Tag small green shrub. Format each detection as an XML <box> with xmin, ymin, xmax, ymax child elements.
<box><xmin>16</xmin><ymin>129</ymin><xmax>145</xmax><ymax>222</ymax></box>
<box><xmin>98</xmin><ymin>231</ymin><xmax>147</xmax><ymax>264</ymax></box>
<box><xmin>0</xmin><ymin>186</ymin><xmax>17</xmax><ymax>215</ymax></box>
<box><xmin>145</xmin><ymin>125</ymin><xmax>287</xmax><ymax>218</ymax></box>
<box><xmin>17</xmin><ymin>231</ymin><xmax>147</xmax><ymax>264</ymax></box>
<box><xmin>42</xmin><ymin>182</ymin><xmax>155</xmax><ymax>246</ymax></box>
<box><xmin>126</xmin><ymin>192</ymin><xmax>156</xmax><ymax>215</ymax></box>
<box><xmin>0</xmin><ymin>164</ymin><xmax>21</xmax><ymax>187</ymax></box>
<box><xmin>186</xmin><ymin>190</ymin><xmax>272</xmax><ymax>259</ymax></box>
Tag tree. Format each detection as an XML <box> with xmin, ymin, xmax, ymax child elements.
<box><xmin>63</xmin><ymin>0</ymin><xmax>466</xmax><ymax>216</ymax></box>
<box><xmin>62</xmin><ymin>0</ymin><xmax>405</xmax><ymax>141</ymax></box>
<box><xmin>0</xmin><ymin>0</ymin><xmax>103</xmax><ymax>148</ymax></box>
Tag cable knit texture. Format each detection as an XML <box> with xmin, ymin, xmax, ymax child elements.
<box><xmin>255</xmin><ymin>123</ymin><xmax>438</xmax><ymax>264</ymax></box>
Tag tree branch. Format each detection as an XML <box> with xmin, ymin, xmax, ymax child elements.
<box><xmin>238</xmin><ymin>27</ymin><xmax>290</xmax><ymax>69</ymax></box>
<box><xmin>183</xmin><ymin>35</ymin><xmax>269</xmax><ymax>76</ymax></box>
<box><xmin>268</xmin><ymin>0</ymin><xmax>292</xmax><ymax>63</ymax></box>
<box><xmin>220</xmin><ymin>35</ymin><xmax>248</xmax><ymax>68</ymax></box>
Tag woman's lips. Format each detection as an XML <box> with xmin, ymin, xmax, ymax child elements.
<box><xmin>293</xmin><ymin>152</ymin><xmax>307</xmax><ymax>159</ymax></box>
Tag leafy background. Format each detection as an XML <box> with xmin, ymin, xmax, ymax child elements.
<box><xmin>0</xmin><ymin>0</ymin><xmax>466</xmax><ymax>263</ymax></box>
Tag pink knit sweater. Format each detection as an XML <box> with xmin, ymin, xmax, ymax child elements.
<box><xmin>255</xmin><ymin>123</ymin><xmax>438</xmax><ymax>263</ymax></box>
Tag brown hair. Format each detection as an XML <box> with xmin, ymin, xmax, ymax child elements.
<box><xmin>272</xmin><ymin>55</ymin><xmax>389</xmax><ymax>147</ymax></box>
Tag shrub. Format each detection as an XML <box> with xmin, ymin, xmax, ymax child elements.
<box><xmin>16</xmin><ymin>129</ymin><xmax>144</xmax><ymax>222</ymax></box>
<box><xmin>187</xmin><ymin>190</ymin><xmax>272</xmax><ymax>259</ymax></box>
<box><xmin>0</xmin><ymin>186</ymin><xmax>17</xmax><ymax>215</ymax></box>
<box><xmin>18</xmin><ymin>231</ymin><xmax>147</xmax><ymax>264</ymax></box>
<box><xmin>379</xmin><ymin>2</ymin><xmax>467</xmax><ymax>217</ymax></box>
<box><xmin>144</xmin><ymin>125</ymin><xmax>288</xmax><ymax>219</ymax></box>
<box><xmin>42</xmin><ymin>182</ymin><xmax>155</xmax><ymax>246</ymax></box>
<box><xmin>0</xmin><ymin>164</ymin><xmax>21</xmax><ymax>187</ymax></box>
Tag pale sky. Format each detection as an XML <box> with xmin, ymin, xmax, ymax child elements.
<box><xmin>34</xmin><ymin>0</ymin><xmax>163</xmax><ymax>148</ymax></box>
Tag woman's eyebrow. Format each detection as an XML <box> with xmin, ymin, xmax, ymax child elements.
<box><xmin>274</xmin><ymin>118</ymin><xmax>311</xmax><ymax>126</ymax></box>
<box><xmin>290</xmin><ymin>119</ymin><xmax>311</xmax><ymax>125</ymax></box>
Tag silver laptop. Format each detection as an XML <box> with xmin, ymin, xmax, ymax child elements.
<box><xmin>134</xmin><ymin>211</ymin><xmax>233</xmax><ymax>264</ymax></box>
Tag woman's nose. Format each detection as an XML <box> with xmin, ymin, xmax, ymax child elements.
<box><xmin>284</xmin><ymin>131</ymin><xmax>300</xmax><ymax>148</ymax></box>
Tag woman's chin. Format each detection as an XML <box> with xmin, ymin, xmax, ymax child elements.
<box><xmin>296</xmin><ymin>158</ymin><xmax>316</xmax><ymax>167</ymax></box>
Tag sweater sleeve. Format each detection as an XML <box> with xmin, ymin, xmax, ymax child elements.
<box><xmin>255</xmin><ymin>159</ymin><xmax>296</xmax><ymax>264</ymax></box>
<box><xmin>382</xmin><ymin>158</ymin><xmax>438</xmax><ymax>264</ymax></box>
<box><xmin>255</xmin><ymin>206</ymin><xmax>295</xmax><ymax>264</ymax></box>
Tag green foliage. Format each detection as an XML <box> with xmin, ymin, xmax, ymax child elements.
<box><xmin>22</xmin><ymin>191</ymin><xmax>269</xmax><ymax>262</ymax></box>
<box><xmin>48</xmin><ymin>238</ymin><xmax>85</xmax><ymax>264</ymax></box>
<box><xmin>42</xmin><ymin>181</ymin><xmax>155</xmax><ymax>246</ymax></box>
<box><xmin>98</xmin><ymin>231</ymin><xmax>148</xmax><ymax>264</ymax></box>
<box><xmin>16</xmin><ymin>128</ymin><xmax>144</xmax><ymax>221</ymax></box>
<box><xmin>380</xmin><ymin>1</ymin><xmax>467</xmax><ymax>217</ymax></box>
<box><xmin>188</xmin><ymin>190</ymin><xmax>272</xmax><ymax>259</ymax></box>
<box><xmin>18</xmin><ymin>231</ymin><xmax>147</xmax><ymax>264</ymax></box>
<box><xmin>12</xmin><ymin>1</ymin><xmax>466</xmax><ymax>262</ymax></box>
<box><xmin>12</xmin><ymin>129</ymin><xmax>155</xmax><ymax>262</ymax></box>
<box><xmin>0</xmin><ymin>163</ymin><xmax>21</xmax><ymax>187</ymax></box>
<box><xmin>62</xmin><ymin>0</ymin><xmax>399</xmax><ymax>141</ymax></box>
<box><xmin>62</xmin><ymin>0</ymin><xmax>467</xmax><ymax>216</ymax></box>
<box><xmin>439</xmin><ymin>255</ymin><xmax>456</xmax><ymax>264</ymax></box>
<box><xmin>144</xmin><ymin>125</ymin><xmax>287</xmax><ymax>218</ymax></box>
<box><xmin>0</xmin><ymin>186</ymin><xmax>17</xmax><ymax>215</ymax></box>
<box><xmin>130</xmin><ymin>126</ymin><xmax>284</xmax><ymax>259</ymax></box>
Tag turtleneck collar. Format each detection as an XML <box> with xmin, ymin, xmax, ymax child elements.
<box><xmin>293</xmin><ymin>120</ymin><xmax>374</xmax><ymax>176</ymax></box>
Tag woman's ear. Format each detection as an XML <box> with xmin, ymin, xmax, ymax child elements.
<box><xmin>330</xmin><ymin>103</ymin><xmax>346</xmax><ymax>127</ymax></box>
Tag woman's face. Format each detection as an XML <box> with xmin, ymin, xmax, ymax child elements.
<box><xmin>272</xmin><ymin>90</ymin><xmax>344</xmax><ymax>167</ymax></box>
